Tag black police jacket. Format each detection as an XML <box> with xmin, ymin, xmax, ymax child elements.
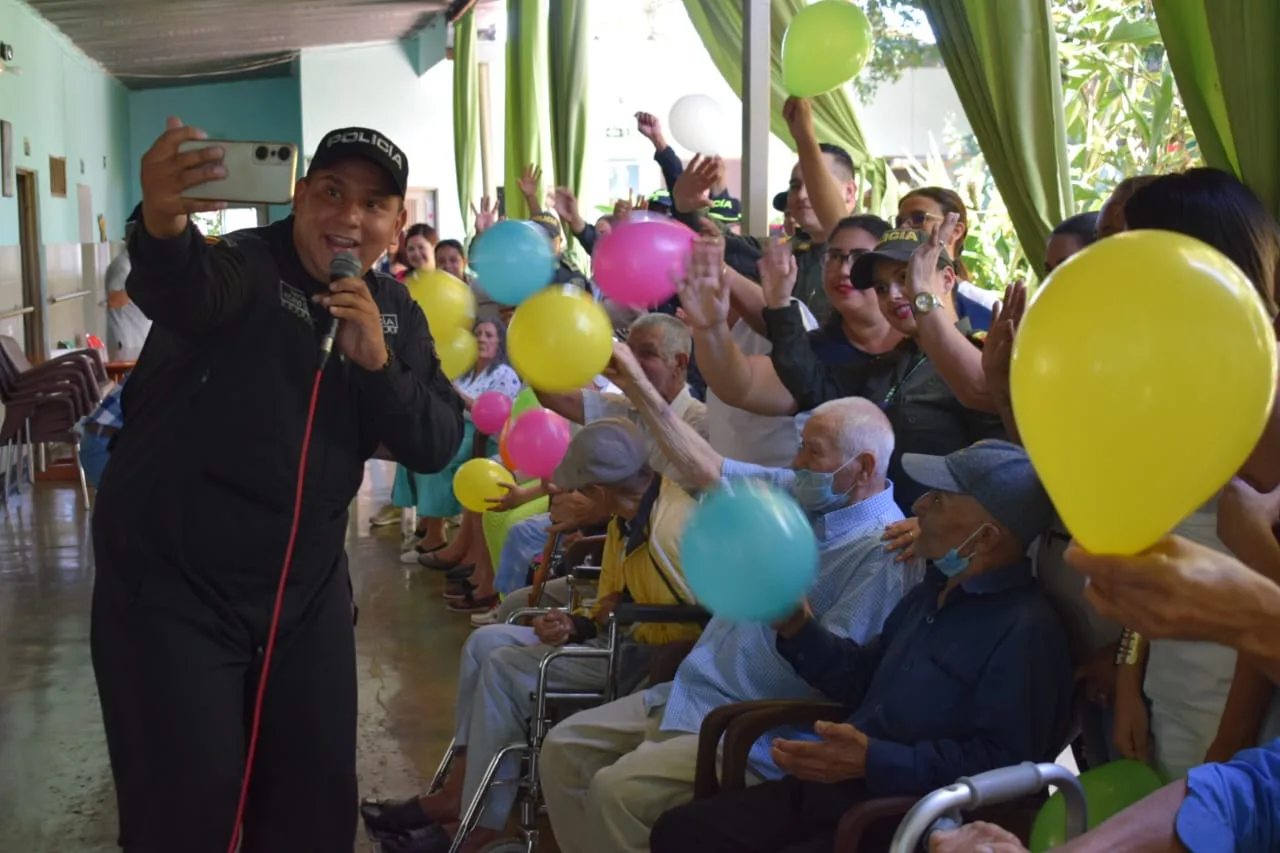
<box><xmin>94</xmin><ymin>217</ymin><xmax>464</xmax><ymax>602</ymax></box>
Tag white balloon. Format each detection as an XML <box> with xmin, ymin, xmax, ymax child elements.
<box><xmin>668</xmin><ymin>94</ymin><xmax>726</xmax><ymax>156</ymax></box>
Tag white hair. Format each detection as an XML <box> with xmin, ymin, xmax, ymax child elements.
<box><xmin>809</xmin><ymin>398</ymin><xmax>895</xmax><ymax>478</ymax></box>
<box><xmin>629</xmin><ymin>312</ymin><xmax>692</xmax><ymax>361</ymax></box>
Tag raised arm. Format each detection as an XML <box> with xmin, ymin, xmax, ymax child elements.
<box><xmin>907</xmin><ymin>214</ymin><xmax>997</xmax><ymax>412</ymax></box>
<box><xmin>550</xmin><ymin>187</ymin><xmax>598</xmax><ymax>254</ymax></box>
<box><xmin>516</xmin><ymin>163</ymin><xmax>544</xmax><ymax>214</ymax></box>
<box><xmin>129</xmin><ymin>118</ymin><xmax>256</xmax><ymax>337</ymax></box>
<box><xmin>636</xmin><ymin>112</ymin><xmax>685</xmax><ymax>191</ymax></box>
<box><xmin>606</xmin><ymin>341</ymin><xmax>723</xmax><ymax>490</ymax></box>
<box><xmin>783</xmin><ymin>97</ymin><xmax>848</xmax><ymax>239</ymax></box>
<box><xmin>980</xmin><ymin>282</ymin><xmax>1026</xmax><ymax>443</ymax></box>
<box><xmin>678</xmin><ymin>235</ymin><xmax>800</xmax><ymax>416</ymax></box>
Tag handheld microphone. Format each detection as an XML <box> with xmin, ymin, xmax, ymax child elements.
<box><xmin>321</xmin><ymin>250</ymin><xmax>363</xmax><ymax>366</ymax></box>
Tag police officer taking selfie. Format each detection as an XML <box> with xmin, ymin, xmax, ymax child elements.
<box><xmin>90</xmin><ymin>118</ymin><xmax>464</xmax><ymax>852</ymax></box>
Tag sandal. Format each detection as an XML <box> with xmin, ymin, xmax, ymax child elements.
<box><xmin>418</xmin><ymin>551</ymin><xmax>461</xmax><ymax>571</ymax></box>
<box><xmin>447</xmin><ymin>592</ymin><xmax>500</xmax><ymax>613</ymax></box>
<box><xmin>359</xmin><ymin>796</ymin><xmax>434</xmax><ymax>836</ymax></box>
<box><xmin>445</xmin><ymin>564</ymin><xmax>475</xmax><ymax>582</ymax></box>
<box><xmin>442</xmin><ymin>580</ymin><xmax>475</xmax><ymax>601</ymax></box>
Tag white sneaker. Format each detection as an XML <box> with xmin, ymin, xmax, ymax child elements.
<box><xmin>399</xmin><ymin>544</ymin><xmax>426</xmax><ymax>564</ymax></box>
<box><xmin>470</xmin><ymin>606</ymin><xmax>500</xmax><ymax>627</ymax></box>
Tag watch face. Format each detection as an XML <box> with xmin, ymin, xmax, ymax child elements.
<box><xmin>913</xmin><ymin>293</ymin><xmax>938</xmax><ymax>314</ymax></box>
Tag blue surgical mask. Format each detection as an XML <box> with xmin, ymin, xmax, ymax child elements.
<box><xmin>933</xmin><ymin>524</ymin><xmax>989</xmax><ymax>578</ymax></box>
<box><xmin>793</xmin><ymin>458</ymin><xmax>857</xmax><ymax>514</ymax></box>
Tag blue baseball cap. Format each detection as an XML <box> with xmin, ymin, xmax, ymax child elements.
<box><xmin>902</xmin><ymin>440</ymin><xmax>1054</xmax><ymax>548</ymax></box>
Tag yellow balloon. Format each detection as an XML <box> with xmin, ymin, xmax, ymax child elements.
<box><xmin>508</xmin><ymin>286</ymin><xmax>613</xmax><ymax>393</ymax></box>
<box><xmin>453</xmin><ymin>458</ymin><xmax>516</xmax><ymax>513</ymax></box>
<box><xmin>437</xmin><ymin>327</ymin><xmax>478</xmax><ymax>380</ymax></box>
<box><xmin>1011</xmin><ymin>230</ymin><xmax>1277</xmax><ymax>554</ymax></box>
<box><xmin>406</xmin><ymin>269</ymin><xmax>476</xmax><ymax>333</ymax></box>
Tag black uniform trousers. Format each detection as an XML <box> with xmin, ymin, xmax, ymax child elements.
<box><xmin>649</xmin><ymin>777</ymin><xmax>876</xmax><ymax>853</ymax></box>
<box><xmin>90</xmin><ymin>543</ymin><xmax>356</xmax><ymax>853</ymax></box>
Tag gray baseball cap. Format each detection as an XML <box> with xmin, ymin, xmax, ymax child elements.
<box><xmin>902</xmin><ymin>440</ymin><xmax>1054</xmax><ymax>548</ymax></box>
<box><xmin>552</xmin><ymin>418</ymin><xmax>649</xmax><ymax>491</ymax></box>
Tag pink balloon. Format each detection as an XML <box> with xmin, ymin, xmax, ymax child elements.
<box><xmin>472</xmin><ymin>392</ymin><xmax>514</xmax><ymax>435</ymax></box>
<box><xmin>592</xmin><ymin>217</ymin><xmax>695</xmax><ymax>308</ymax></box>
<box><xmin>506</xmin><ymin>408</ymin><xmax>572</xmax><ymax>479</ymax></box>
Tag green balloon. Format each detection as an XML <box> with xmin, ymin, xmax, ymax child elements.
<box><xmin>511</xmin><ymin>387</ymin><xmax>540</xmax><ymax>419</ymax></box>
<box><xmin>781</xmin><ymin>0</ymin><xmax>873</xmax><ymax>98</ymax></box>
<box><xmin>1029</xmin><ymin>760</ymin><xmax>1166</xmax><ymax>851</ymax></box>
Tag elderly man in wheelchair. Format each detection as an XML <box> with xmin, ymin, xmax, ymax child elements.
<box><xmin>643</xmin><ymin>440</ymin><xmax>1075</xmax><ymax>853</ymax></box>
<box><xmin>361</xmin><ymin>417</ymin><xmax>706</xmax><ymax>853</ymax></box>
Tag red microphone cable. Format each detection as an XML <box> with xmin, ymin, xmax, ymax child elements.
<box><xmin>226</xmin><ymin>366</ymin><xmax>325</xmax><ymax>853</ymax></box>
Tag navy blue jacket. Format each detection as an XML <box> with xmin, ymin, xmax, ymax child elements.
<box><xmin>778</xmin><ymin>561</ymin><xmax>1072</xmax><ymax>796</ymax></box>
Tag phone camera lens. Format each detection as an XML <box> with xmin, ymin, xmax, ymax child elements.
<box><xmin>255</xmin><ymin>145</ymin><xmax>269</xmax><ymax>161</ymax></box>
<box><xmin>277</xmin><ymin>146</ymin><xmax>291</xmax><ymax>162</ymax></box>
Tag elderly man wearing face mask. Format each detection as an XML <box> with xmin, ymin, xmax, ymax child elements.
<box><xmin>535</xmin><ymin>343</ymin><xmax>920</xmax><ymax>853</ymax></box>
<box><xmin>649</xmin><ymin>440</ymin><xmax>1072</xmax><ymax>853</ymax></box>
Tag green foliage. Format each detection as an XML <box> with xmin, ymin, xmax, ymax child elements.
<box><xmin>851</xmin><ymin>0</ymin><xmax>942</xmax><ymax>103</ymax></box>
<box><xmin>890</xmin><ymin>0</ymin><xmax>1200</xmax><ymax>292</ymax></box>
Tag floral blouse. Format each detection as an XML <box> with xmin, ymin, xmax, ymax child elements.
<box><xmin>454</xmin><ymin>363</ymin><xmax>522</xmax><ymax>401</ymax></box>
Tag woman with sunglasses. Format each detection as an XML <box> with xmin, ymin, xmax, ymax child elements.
<box><xmin>897</xmin><ymin>188</ymin><xmax>998</xmax><ymax>331</ymax></box>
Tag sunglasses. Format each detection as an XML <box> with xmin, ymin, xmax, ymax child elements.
<box><xmin>895</xmin><ymin>211</ymin><xmax>943</xmax><ymax>229</ymax></box>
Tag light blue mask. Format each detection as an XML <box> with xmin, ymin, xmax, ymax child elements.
<box><xmin>933</xmin><ymin>524</ymin><xmax>989</xmax><ymax>578</ymax></box>
<box><xmin>793</xmin><ymin>459</ymin><xmax>857</xmax><ymax>514</ymax></box>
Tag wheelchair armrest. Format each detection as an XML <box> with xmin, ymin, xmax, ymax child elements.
<box><xmin>505</xmin><ymin>607</ymin><xmax>560</xmax><ymax>625</ymax></box>
<box><xmin>694</xmin><ymin>700</ymin><xmax>845</xmax><ymax>799</ymax></box>
<box><xmin>611</xmin><ymin>603</ymin><xmax>710</xmax><ymax>626</ymax></box>
<box><xmin>570</xmin><ymin>565</ymin><xmax>602</xmax><ymax>582</ymax></box>
<box><xmin>834</xmin><ymin>796</ymin><xmax>921</xmax><ymax>851</ymax></box>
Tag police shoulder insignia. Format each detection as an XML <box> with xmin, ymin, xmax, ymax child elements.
<box><xmin>204</xmin><ymin>235</ymin><xmax>220</xmax><ymax>245</ymax></box>
<box><xmin>968</xmin><ymin>329</ymin><xmax>988</xmax><ymax>347</ymax></box>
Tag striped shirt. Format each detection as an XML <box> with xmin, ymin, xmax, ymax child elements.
<box><xmin>646</xmin><ymin>464</ymin><xmax>922</xmax><ymax>778</ymax></box>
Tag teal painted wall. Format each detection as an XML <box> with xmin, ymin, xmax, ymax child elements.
<box><xmin>127</xmin><ymin>76</ymin><xmax>304</xmax><ymax>223</ymax></box>
<box><xmin>0</xmin><ymin>0</ymin><xmax>131</xmax><ymax>246</ymax></box>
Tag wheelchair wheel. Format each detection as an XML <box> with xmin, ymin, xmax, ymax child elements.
<box><xmin>476</xmin><ymin>838</ymin><xmax>527</xmax><ymax>853</ymax></box>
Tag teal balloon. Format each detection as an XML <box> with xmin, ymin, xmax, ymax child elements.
<box><xmin>1029</xmin><ymin>760</ymin><xmax>1166</xmax><ymax>851</ymax></box>
<box><xmin>470</xmin><ymin>220</ymin><xmax>557</xmax><ymax>305</ymax></box>
<box><xmin>681</xmin><ymin>481</ymin><xmax>818</xmax><ymax>621</ymax></box>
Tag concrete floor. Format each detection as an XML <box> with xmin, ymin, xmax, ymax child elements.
<box><xmin>0</xmin><ymin>463</ymin><xmax>472</xmax><ymax>852</ymax></box>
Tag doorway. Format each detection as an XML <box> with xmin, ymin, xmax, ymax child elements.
<box><xmin>15</xmin><ymin>169</ymin><xmax>44</xmax><ymax>361</ymax></box>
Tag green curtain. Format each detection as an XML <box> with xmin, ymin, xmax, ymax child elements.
<box><xmin>1153</xmin><ymin>0</ymin><xmax>1279</xmax><ymax>213</ymax></box>
<box><xmin>680</xmin><ymin>0</ymin><xmax>890</xmax><ymax>214</ymax></box>
<box><xmin>548</xmin><ymin>0</ymin><xmax>589</xmax><ymax>263</ymax></box>
<box><xmin>452</xmin><ymin>9</ymin><xmax>478</xmax><ymax>235</ymax></box>
<box><xmin>918</xmin><ymin>0</ymin><xmax>1074</xmax><ymax>263</ymax></box>
<box><xmin>504</xmin><ymin>0</ymin><xmax>548</xmax><ymax>220</ymax></box>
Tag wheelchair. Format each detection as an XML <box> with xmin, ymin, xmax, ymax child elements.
<box><xmin>368</xmin><ymin>544</ymin><xmax>707</xmax><ymax>853</ymax></box>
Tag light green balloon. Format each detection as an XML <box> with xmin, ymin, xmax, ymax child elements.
<box><xmin>511</xmin><ymin>387</ymin><xmax>540</xmax><ymax>420</ymax></box>
<box><xmin>781</xmin><ymin>0</ymin><xmax>873</xmax><ymax>98</ymax></box>
<box><xmin>1029</xmin><ymin>760</ymin><xmax>1166</xmax><ymax>851</ymax></box>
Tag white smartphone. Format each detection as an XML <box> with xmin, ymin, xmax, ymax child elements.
<box><xmin>177</xmin><ymin>140</ymin><xmax>298</xmax><ymax>205</ymax></box>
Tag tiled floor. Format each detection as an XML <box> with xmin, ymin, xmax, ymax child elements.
<box><xmin>0</xmin><ymin>462</ymin><xmax>472</xmax><ymax>852</ymax></box>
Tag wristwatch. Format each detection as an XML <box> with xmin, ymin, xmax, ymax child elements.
<box><xmin>912</xmin><ymin>292</ymin><xmax>944</xmax><ymax>315</ymax></box>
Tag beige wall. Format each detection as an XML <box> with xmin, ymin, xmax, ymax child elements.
<box><xmin>0</xmin><ymin>239</ymin><xmax>112</xmax><ymax>360</ymax></box>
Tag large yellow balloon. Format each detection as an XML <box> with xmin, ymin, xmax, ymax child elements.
<box><xmin>453</xmin><ymin>458</ymin><xmax>517</xmax><ymax>513</ymax></box>
<box><xmin>437</xmin><ymin>327</ymin><xmax>478</xmax><ymax>380</ymax></box>
<box><xmin>1011</xmin><ymin>230</ymin><xmax>1277</xmax><ymax>554</ymax></box>
<box><xmin>405</xmin><ymin>269</ymin><xmax>476</xmax><ymax>334</ymax></box>
<box><xmin>508</xmin><ymin>286</ymin><xmax>613</xmax><ymax>393</ymax></box>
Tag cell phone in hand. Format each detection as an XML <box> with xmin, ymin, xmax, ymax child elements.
<box><xmin>178</xmin><ymin>140</ymin><xmax>298</xmax><ymax>205</ymax></box>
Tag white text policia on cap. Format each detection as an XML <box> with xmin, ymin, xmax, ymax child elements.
<box><xmin>324</xmin><ymin>130</ymin><xmax>404</xmax><ymax>169</ymax></box>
